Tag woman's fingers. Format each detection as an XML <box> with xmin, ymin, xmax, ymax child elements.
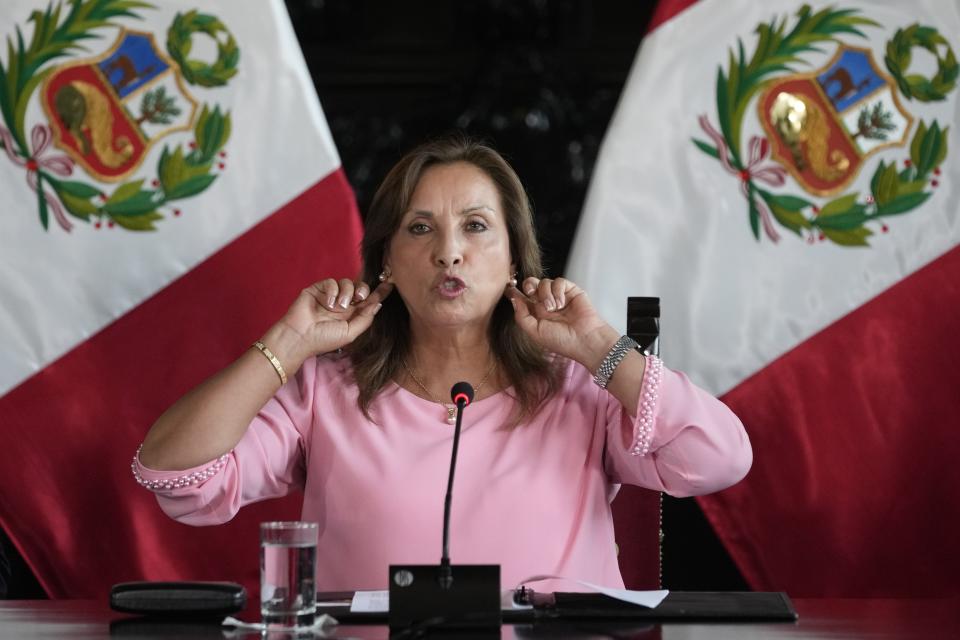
<box><xmin>309</xmin><ymin>278</ymin><xmax>338</xmax><ymax>310</ymax></box>
<box><xmin>306</xmin><ymin>278</ymin><xmax>383</xmax><ymax>312</ymax></box>
<box><xmin>299</xmin><ymin>279</ymin><xmax>335</xmax><ymax>310</ymax></box>
<box><xmin>344</xmin><ymin>285</ymin><xmax>392</xmax><ymax>339</ymax></box>
<box><xmin>286</xmin><ymin>279</ymin><xmax>391</xmax><ymax>355</ymax></box>
<box><xmin>505</xmin><ymin>286</ymin><xmax>538</xmax><ymax>333</ymax></box>
<box><xmin>521</xmin><ymin>276</ymin><xmax>573</xmax><ymax>312</ymax></box>
<box><xmin>364</xmin><ymin>281</ymin><xmax>394</xmax><ymax>306</ymax></box>
<box><xmin>336</xmin><ymin>278</ymin><xmax>355</xmax><ymax>309</ymax></box>
<box><xmin>344</xmin><ymin>303</ymin><xmax>380</xmax><ymax>338</ymax></box>
<box><xmin>536</xmin><ymin>278</ymin><xmax>557</xmax><ymax>311</ymax></box>
<box><xmin>522</xmin><ymin>277</ymin><xmax>539</xmax><ymax>297</ymax></box>
<box><xmin>308</xmin><ymin>279</ymin><xmax>391</xmax><ymax>317</ymax></box>
<box><xmin>551</xmin><ymin>277</ymin><xmax>568</xmax><ymax>310</ymax></box>
<box><xmin>344</xmin><ymin>282</ymin><xmax>393</xmax><ymax>330</ymax></box>
<box><xmin>353</xmin><ymin>281</ymin><xmax>370</xmax><ymax>302</ymax></box>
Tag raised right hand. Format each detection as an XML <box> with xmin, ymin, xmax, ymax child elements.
<box><xmin>270</xmin><ymin>278</ymin><xmax>393</xmax><ymax>368</ymax></box>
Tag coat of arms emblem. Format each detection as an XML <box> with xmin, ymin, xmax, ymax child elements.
<box><xmin>1</xmin><ymin>2</ymin><xmax>238</xmax><ymax>232</ymax></box>
<box><xmin>694</xmin><ymin>4</ymin><xmax>956</xmax><ymax>246</ymax></box>
<box><xmin>41</xmin><ymin>29</ymin><xmax>198</xmax><ymax>182</ymax></box>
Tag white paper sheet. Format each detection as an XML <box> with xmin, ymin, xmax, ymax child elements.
<box><xmin>516</xmin><ymin>574</ymin><xmax>669</xmax><ymax>608</ymax></box>
<box><xmin>350</xmin><ymin>590</ymin><xmax>390</xmax><ymax>613</ymax></box>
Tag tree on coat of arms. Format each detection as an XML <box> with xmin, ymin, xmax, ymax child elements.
<box><xmin>693</xmin><ymin>4</ymin><xmax>956</xmax><ymax>247</ymax></box>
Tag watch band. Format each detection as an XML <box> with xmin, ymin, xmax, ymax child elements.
<box><xmin>592</xmin><ymin>335</ymin><xmax>639</xmax><ymax>389</ymax></box>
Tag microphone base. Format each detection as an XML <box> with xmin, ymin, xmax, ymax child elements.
<box><xmin>388</xmin><ymin>564</ymin><xmax>501</xmax><ymax>631</ymax></box>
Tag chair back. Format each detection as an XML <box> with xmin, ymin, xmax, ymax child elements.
<box><xmin>615</xmin><ymin>296</ymin><xmax>662</xmax><ymax>590</ymax></box>
<box><xmin>612</xmin><ymin>487</ymin><xmax>662</xmax><ymax>589</ymax></box>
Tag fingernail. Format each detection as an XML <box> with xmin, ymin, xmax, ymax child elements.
<box><xmin>545</xmin><ymin>299</ymin><xmax>556</xmax><ymax>311</ymax></box>
<box><xmin>357</xmin><ymin>291</ymin><xmax>368</xmax><ymax>300</ymax></box>
<box><xmin>327</xmin><ymin>296</ymin><xmax>336</xmax><ymax>308</ymax></box>
<box><xmin>374</xmin><ymin>303</ymin><xmax>382</xmax><ymax>312</ymax></box>
<box><xmin>339</xmin><ymin>297</ymin><xmax>349</xmax><ymax>308</ymax></box>
<box><xmin>510</xmin><ymin>298</ymin><xmax>517</xmax><ymax>311</ymax></box>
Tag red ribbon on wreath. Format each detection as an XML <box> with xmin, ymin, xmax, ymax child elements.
<box><xmin>1</xmin><ymin>124</ymin><xmax>76</xmax><ymax>231</ymax></box>
<box><xmin>699</xmin><ymin>115</ymin><xmax>788</xmax><ymax>242</ymax></box>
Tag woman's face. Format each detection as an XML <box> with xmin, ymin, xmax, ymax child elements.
<box><xmin>386</xmin><ymin>161</ymin><xmax>514</xmax><ymax>332</ymax></box>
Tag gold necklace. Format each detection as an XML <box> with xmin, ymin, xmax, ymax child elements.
<box><xmin>402</xmin><ymin>358</ymin><xmax>497</xmax><ymax>424</ymax></box>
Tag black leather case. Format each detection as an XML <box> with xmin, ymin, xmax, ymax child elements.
<box><xmin>109</xmin><ymin>581</ymin><xmax>247</xmax><ymax>617</ymax></box>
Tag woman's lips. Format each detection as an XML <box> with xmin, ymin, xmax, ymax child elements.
<box><xmin>436</xmin><ymin>276</ymin><xmax>467</xmax><ymax>298</ymax></box>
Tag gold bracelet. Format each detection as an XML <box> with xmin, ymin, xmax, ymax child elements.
<box><xmin>252</xmin><ymin>341</ymin><xmax>287</xmax><ymax>386</ymax></box>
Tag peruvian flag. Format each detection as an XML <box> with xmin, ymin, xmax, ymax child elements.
<box><xmin>0</xmin><ymin>0</ymin><xmax>362</xmax><ymax>597</ymax></box>
<box><xmin>570</xmin><ymin>0</ymin><xmax>960</xmax><ymax>596</ymax></box>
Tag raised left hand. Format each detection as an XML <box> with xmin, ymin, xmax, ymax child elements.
<box><xmin>505</xmin><ymin>276</ymin><xmax>619</xmax><ymax>368</ymax></box>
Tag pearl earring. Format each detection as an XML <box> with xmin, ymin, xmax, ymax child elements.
<box><xmin>379</xmin><ymin>266</ymin><xmax>392</xmax><ymax>282</ymax></box>
<box><xmin>509</xmin><ymin>272</ymin><xmax>518</xmax><ymax>287</ymax></box>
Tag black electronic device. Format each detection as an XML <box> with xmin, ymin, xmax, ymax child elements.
<box><xmin>388</xmin><ymin>382</ymin><xmax>502</xmax><ymax>633</ymax></box>
<box><xmin>109</xmin><ymin>581</ymin><xmax>246</xmax><ymax>617</ymax></box>
<box><xmin>518</xmin><ymin>590</ymin><xmax>799</xmax><ymax>621</ymax></box>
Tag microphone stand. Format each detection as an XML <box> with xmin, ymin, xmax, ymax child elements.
<box><xmin>438</xmin><ymin>394</ymin><xmax>467</xmax><ymax>589</ymax></box>
<box><xmin>388</xmin><ymin>382</ymin><xmax>501</xmax><ymax>633</ymax></box>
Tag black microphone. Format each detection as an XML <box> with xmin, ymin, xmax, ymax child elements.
<box><xmin>439</xmin><ymin>382</ymin><xmax>474</xmax><ymax>589</ymax></box>
<box><xmin>387</xmin><ymin>380</ymin><xmax>500</xmax><ymax>631</ymax></box>
<box><xmin>450</xmin><ymin>381</ymin><xmax>475</xmax><ymax>408</ymax></box>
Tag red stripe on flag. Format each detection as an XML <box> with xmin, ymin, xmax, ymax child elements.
<box><xmin>648</xmin><ymin>0</ymin><xmax>698</xmax><ymax>32</ymax></box>
<box><xmin>0</xmin><ymin>169</ymin><xmax>362</xmax><ymax>598</ymax></box>
<box><xmin>699</xmin><ymin>245</ymin><xmax>960</xmax><ymax>597</ymax></box>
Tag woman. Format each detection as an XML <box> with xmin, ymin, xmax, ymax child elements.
<box><xmin>134</xmin><ymin>135</ymin><xmax>751</xmax><ymax>591</ymax></box>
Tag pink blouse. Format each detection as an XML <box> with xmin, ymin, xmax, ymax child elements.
<box><xmin>134</xmin><ymin>354</ymin><xmax>751</xmax><ymax>591</ymax></box>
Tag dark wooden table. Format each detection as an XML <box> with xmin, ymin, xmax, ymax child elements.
<box><xmin>1</xmin><ymin>597</ymin><xmax>958</xmax><ymax>638</ymax></box>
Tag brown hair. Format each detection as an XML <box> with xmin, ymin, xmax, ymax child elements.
<box><xmin>348</xmin><ymin>133</ymin><xmax>562</xmax><ymax>423</ymax></box>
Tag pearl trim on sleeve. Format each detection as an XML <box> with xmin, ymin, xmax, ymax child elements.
<box><xmin>131</xmin><ymin>444</ymin><xmax>230</xmax><ymax>491</ymax></box>
<box><xmin>631</xmin><ymin>355</ymin><xmax>662</xmax><ymax>456</ymax></box>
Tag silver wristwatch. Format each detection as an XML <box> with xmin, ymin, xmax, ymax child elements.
<box><xmin>592</xmin><ymin>335</ymin><xmax>640</xmax><ymax>389</ymax></box>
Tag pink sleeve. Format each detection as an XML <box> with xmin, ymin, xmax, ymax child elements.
<box><xmin>131</xmin><ymin>357</ymin><xmax>319</xmax><ymax>525</ymax></box>
<box><xmin>603</xmin><ymin>355</ymin><xmax>753</xmax><ymax>497</ymax></box>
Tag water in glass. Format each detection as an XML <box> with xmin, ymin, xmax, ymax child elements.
<box><xmin>260</xmin><ymin>522</ymin><xmax>317</xmax><ymax>627</ymax></box>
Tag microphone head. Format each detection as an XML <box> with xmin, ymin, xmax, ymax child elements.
<box><xmin>450</xmin><ymin>381</ymin><xmax>475</xmax><ymax>406</ymax></box>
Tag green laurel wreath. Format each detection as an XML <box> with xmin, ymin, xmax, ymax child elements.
<box><xmin>166</xmin><ymin>10</ymin><xmax>239</xmax><ymax>88</ymax></box>
<box><xmin>692</xmin><ymin>4</ymin><xmax>954</xmax><ymax>247</ymax></box>
<box><xmin>0</xmin><ymin>0</ymin><xmax>236</xmax><ymax>232</ymax></box>
<box><xmin>885</xmin><ymin>24</ymin><xmax>958</xmax><ymax>102</ymax></box>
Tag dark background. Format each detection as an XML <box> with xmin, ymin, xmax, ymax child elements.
<box><xmin>286</xmin><ymin>0</ymin><xmax>654</xmax><ymax>276</ymax></box>
<box><xmin>0</xmin><ymin>0</ymin><xmax>747</xmax><ymax>598</ymax></box>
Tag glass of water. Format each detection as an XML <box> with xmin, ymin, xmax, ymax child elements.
<box><xmin>260</xmin><ymin>521</ymin><xmax>318</xmax><ymax>628</ymax></box>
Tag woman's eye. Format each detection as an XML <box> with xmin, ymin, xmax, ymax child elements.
<box><xmin>466</xmin><ymin>220</ymin><xmax>488</xmax><ymax>232</ymax></box>
<box><xmin>409</xmin><ymin>223</ymin><xmax>431</xmax><ymax>234</ymax></box>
